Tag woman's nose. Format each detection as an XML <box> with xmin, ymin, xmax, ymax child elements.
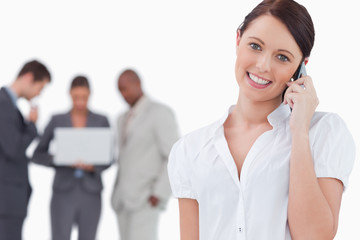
<box><xmin>256</xmin><ymin>54</ymin><xmax>271</xmax><ymax>73</ymax></box>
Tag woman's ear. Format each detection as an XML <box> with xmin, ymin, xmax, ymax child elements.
<box><xmin>236</xmin><ymin>29</ymin><xmax>241</xmax><ymax>47</ymax></box>
<box><xmin>304</xmin><ymin>57</ymin><xmax>309</xmax><ymax>65</ymax></box>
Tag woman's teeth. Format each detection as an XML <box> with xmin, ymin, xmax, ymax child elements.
<box><xmin>249</xmin><ymin>73</ymin><xmax>270</xmax><ymax>85</ymax></box>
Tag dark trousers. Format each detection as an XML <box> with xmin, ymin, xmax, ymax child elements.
<box><xmin>51</xmin><ymin>181</ymin><xmax>101</xmax><ymax>240</ymax></box>
<box><xmin>0</xmin><ymin>216</ymin><xmax>24</xmax><ymax>240</ymax></box>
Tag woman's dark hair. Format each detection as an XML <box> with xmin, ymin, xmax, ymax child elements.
<box><xmin>70</xmin><ymin>75</ymin><xmax>90</xmax><ymax>90</ymax></box>
<box><xmin>238</xmin><ymin>0</ymin><xmax>315</xmax><ymax>59</ymax></box>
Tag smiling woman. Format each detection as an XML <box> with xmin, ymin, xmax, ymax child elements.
<box><xmin>167</xmin><ymin>0</ymin><xmax>356</xmax><ymax>240</ymax></box>
<box><xmin>235</xmin><ymin>14</ymin><xmax>303</xmax><ymax>100</ymax></box>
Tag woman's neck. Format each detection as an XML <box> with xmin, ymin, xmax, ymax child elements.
<box><xmin>71</xmin><ymin>108</ymin><xmax>88</xmax><ymax>128</ymax></box>
<box><xmin>71</xmin><ymin>108</ymin><xmax>88</xmax><ymax>116</ymax></box>
<box><xmin>232</xmin><ymin>92</ymin><xmax>282</xmax><ymax>127</ymax></box>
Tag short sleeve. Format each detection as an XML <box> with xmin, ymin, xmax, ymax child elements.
<box><xmin>168</xmin><ymin>138</ymin><xmax>196</xmax><ymax>199</ymax></box>
<box><xmin>311</xmin><ymin>113</ymin><xmax>356</xmax><ymax>190</ymax></box>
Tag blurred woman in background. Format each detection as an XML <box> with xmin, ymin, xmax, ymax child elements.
<box><xmin>32</xmin><ymin>76</ymin><xmax>111</xmax><ymax>240</ymax></box>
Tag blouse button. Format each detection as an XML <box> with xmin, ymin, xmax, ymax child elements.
<box><xmin>239</xmin><ymin>227</ymin><xmax>242</xmax><ymax>232</ymax></box>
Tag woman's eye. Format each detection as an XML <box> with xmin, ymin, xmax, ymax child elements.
<box><xmin>277</xmin><ymin>54</ymin><xmax>289</xmax><ymax>62</ymax></box>
<box><xmin>250</xmin><ymin>43</ymin><xmax>261</xmax><ymax>51</ymax></box>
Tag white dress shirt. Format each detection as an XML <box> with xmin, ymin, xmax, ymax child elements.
<box><xmin>168</xmin><ymin>103</ymin><xmax>355</xmax><ymax>240</ymax></box>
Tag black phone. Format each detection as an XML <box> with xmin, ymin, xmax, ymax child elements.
<box><xmin>292</xmin><ymin>61</ymin><xmax>307</xmax><ymax>81</ymax></box>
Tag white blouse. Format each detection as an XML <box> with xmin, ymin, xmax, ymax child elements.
<box><xmin>168</xmin><ymin>104</ymin><xmax>355</xmax><ymax>240</ymax></box>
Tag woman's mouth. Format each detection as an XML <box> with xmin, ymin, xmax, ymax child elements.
<box><xmin>247</xmin><ymin>72</ymin><xmax>272</xmax><ymax>89</ymax></box>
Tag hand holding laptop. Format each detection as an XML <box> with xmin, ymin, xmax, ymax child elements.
<box><xmin>72</xmin><ymin>161</ymin><xmax>95</xmax><ymax>172</ymax></box>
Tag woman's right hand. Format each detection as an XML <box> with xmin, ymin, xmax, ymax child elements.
<box><xmin>283</xmin><ymin>75</ymin><xmax>319</xmax><ymax>135</ymax></box>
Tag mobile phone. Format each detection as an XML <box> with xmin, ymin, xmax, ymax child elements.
<box><xmin>291</xmin><ymin>61</ymin><xmax>306</xmax><ymax>89</ymax></box>
<box><xmin>293</xmin><ymin>61</ymin><xmax>307</xmax><ymax>81</ymax></box>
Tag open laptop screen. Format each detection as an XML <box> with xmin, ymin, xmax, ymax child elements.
<box><xmin>53</xmin><ymin>127</ymin><xmax>113</xmax><ymax>165</ymax></box>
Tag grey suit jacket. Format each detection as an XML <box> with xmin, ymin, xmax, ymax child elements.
<box><xmin>111</xmin><ymin>97</ymin><xmax>179</xmax><ymax>211</ymax></box>
<box><xmin>0</xmin><ymin>87</ymin><xmax>36</xmax><ymax>218</ymax></box>
<box><xmin>32</xmin><ymin>111</ymin><xmax>110</xmax><ymax>194</ymax></box>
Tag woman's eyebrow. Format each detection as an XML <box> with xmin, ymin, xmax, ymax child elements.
<box><xmin>249</xmin><ymin>36</ymin><xmax>265</xmax><ymax>45</ymax></box>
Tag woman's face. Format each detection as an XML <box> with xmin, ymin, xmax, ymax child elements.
<box><xmin>70</xmin><ymin>86</ymin><xmax>90</xmax><ymax>112</ymax></box>
<box><xmin>235</xmin><ymin>14</ymin><xmax>303</xmax><ymax>104</ymax></box>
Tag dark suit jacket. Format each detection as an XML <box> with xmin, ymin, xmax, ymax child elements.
<box><xmin>32</xmin><ymin>111</ymin><xmax>110</xmax><ymax>194</ymax></box>
<box><xmin>0</xmin><ymin>87</ymin><xmax>37</xmax><ymax>218</ymax></box>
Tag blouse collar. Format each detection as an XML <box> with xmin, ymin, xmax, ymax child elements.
<box><xmin>218</xmin><ymin>103</ymin><xmax>291</xmax><ymax>129</ymax></box>
<box><xmin>267</xmin><ymin>103</ymin><xmax>291</xmax><ymax>127</ymax></box>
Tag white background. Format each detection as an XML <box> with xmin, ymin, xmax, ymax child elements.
<box><xmin>0</xmin><ymin>0</ymin><xmax>359</xmax><ymax>239</ymax></box>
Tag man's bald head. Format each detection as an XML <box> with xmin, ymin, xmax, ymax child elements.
<box><xmin>117</xmin><ymin>69</ymin><xmax>144</xmax><ymax>107</ymax></box>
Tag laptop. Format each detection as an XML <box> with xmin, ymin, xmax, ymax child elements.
<box><xmin>53</xmin><ymin>127</ymin><xmax>113</xmax><ymax>166</ymax></box>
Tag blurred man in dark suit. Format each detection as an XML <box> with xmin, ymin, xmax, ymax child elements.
<box><xmin>0</xmin><ymin>60</ymin><xmax>51</xmax><ymax>240</ymax></box>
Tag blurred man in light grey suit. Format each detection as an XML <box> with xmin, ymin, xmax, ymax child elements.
<box><xmin>111</xmin><ymin>69</ymin><xmax>179</xmax><ymax>240</ymax></box>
